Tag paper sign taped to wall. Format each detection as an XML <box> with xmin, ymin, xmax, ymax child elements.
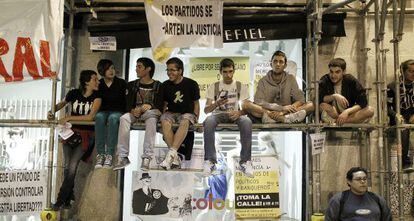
<box><xmin>310</xmin><ymin>132</ymin><xmax>326</xmax><ymax>155</ymax></box>
<box><xmin>89</xmin><ymin>36</ymin><xmax>117</xmax><ymax>51</ymax></box>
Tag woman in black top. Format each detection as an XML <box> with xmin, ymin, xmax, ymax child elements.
<box><xmin>94</xmin><ymin>59</ymin><xmax>126</xmax><ymax>169</ymax></box>
<box><xmin>48</xmin><ymin>70</ymin><xmax>101</xmax><ymax>210</ymax></box>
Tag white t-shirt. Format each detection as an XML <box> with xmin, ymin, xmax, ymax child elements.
<box><xmin>205</xmin><ymin>80</ymin><xmax>249</xmax><ymax>113</ymax></box>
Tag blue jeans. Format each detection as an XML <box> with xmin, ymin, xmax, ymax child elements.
<box><xmin>95</xmin><ymin>111</ymin><xmax>122</xmax><ymax>155</ymax></box>
<box><xmin>203</xmin><ymin>113</ymin><xmax>252</xmax><ymax>163</ymax></box>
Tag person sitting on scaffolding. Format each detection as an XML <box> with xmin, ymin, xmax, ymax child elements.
<box><xmin>159</xmin><ymin>57</ymin><xmax>200</xmax><ymax>170</ymax></box>
<box><xmin>202</xmin><ymin>58</ymin><xmax>253</xmax><ymax>178</ymax></box>
<box><xmin>319</xmin><ymin>58</ymin><xmax>374</xmax><ymax>125</ymax></box>
<box><xmin>387</xmin><ymin>59</ymin><xmax>414</xmax><ymax>172</ymax></box>
<box><xmin>243</xmin><ymin>50</ymin><xmax>314</xmax><ymax>123</ymax></box>
<box><xmin>113</xmin><ymin>57</ymin><xmax>163</xmax><ymax>171</ymax></box>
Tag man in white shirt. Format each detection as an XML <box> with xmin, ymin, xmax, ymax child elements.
<box><xmin>202</xmin><ymin>58</ymin><xmax>253</xmax><ymax>177</ymax></box>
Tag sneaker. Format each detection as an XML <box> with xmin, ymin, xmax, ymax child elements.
<box><xmin>103</xmin><ymin>155</ymin><xmax>113</xmax><ymax>169</ymax></box>
<box><xmin>160</xmin><ymin>149</ymin><xmax>176</xmax><ymax>170</ymax></box>
<box><xmin>239</xmin><ymin>161</ymin><xmax>254</xmax><ymax>178</ymax></box>
<box><xmin>95</xmin><ymin>154</ymin><xmax>105</xmax><ymax>169</ymax></box>
<box><xmin>171</xmin><ymin>154</ymin><xmax>181</xmax><ymax>169</ymax></box>
<box><xmin>262</xmin><ymin>112</ymin><xmax>276</xmax><ymax>123</ymax></box>
<box><xmin>202</xmin><ymin>160</ymin><xmax>216</xmax><ymax>177</ymax></box>
<box><xmin>140</xmin><ymin>157</ymin><xmax>151</xmax><ymax>171</ymax></box>
<box><xmin>403</xmin><ymin>163</ymin><xmax>414</xmax><ymax>173</ymax></box>
<box><xmin>113</xmin><ymin>157</ymin><xmax>131</xmax><ymax>171</ymax></box>
<box><xmin>284</xmin><ymin>110</ymin><xmax>306</xmax><ymax>123</ymax></box>
<box><xmin>321</xmin><ymin>110</ymin><xmax>336</xmax><ymax>125</ymax></box>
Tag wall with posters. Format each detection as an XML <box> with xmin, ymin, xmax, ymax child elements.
<box><xmin>124</xmin><ymin>39</ymin><xmax>303</xmax><ymax>221</ymax></box>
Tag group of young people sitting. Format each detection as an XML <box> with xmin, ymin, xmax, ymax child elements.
<box><xmin>48</xmin><ymin>49</ymin><xmax>414</xmax><ymax>210</ymax></box>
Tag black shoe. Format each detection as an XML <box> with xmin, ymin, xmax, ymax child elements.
<box><xmin>51</xmin><ymin>203</ymin><xmax>61</xmax><ymax>211</ymax></box>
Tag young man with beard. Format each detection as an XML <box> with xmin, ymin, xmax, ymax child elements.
<box><xmin>319</xmin><ymin>58</ymin><xmax>374</xmax><ymax>125</ymax></box>
<box><xmin>325</xmin><ymin>167</ymin><xmax>391</xmax><ymax>221</ymax></box>
<box><xmin>243</xmin><ymin>50</ymin><xmax>314</xmax><ymax>123</ymax></box>
<box><xmin>113</xmin><ymin>57</ymin><xmax>163</xmax><ymax>171</ymax></box>
<box><xmin>387</xmin><ymin>59</ymin><xmax>414</xmax><ymax>172</ymax></box>
<box><xmin>159</xmin><ymin>57</ymin><xmax>200</xmax><ymax>170</ymax></box>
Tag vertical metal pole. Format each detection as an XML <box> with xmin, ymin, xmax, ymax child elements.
<box><xmin>381</xmin><ymin>45</ymin><xmax>390</xmax><ymax>202</ymax></box>
<box><xmin>46</xmin><ymin>78</ymin><xmax>57</xmax><ymax>208</ymax></box>
<box><xmin>373</xmin><ymin>0</ymin><xmax>384</xmax><ymax>196</ymax></box>
<box><xmin>306</xmin><ymin>14</ymin><xmax>314</xmax><ymax>220</ymax></box>
<box><xmin>391</xmin><ymin>0</ymin><xmax>406</xmax><ymax>219</ymax></box>
<box><xmin>313</xmin><ymin>0</ymin><xmax>322</xmax><ymax>214</ymax></box>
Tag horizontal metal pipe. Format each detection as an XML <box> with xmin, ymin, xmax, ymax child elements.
<box><xmin>74</xmin><ymin>6</ymin><xmax>306</xmax><ymax>13</ymax></box>
<box><xmin>323</xmin><ymin>0</ymin><xmax>359</xmax><ymax>14</ymax></box>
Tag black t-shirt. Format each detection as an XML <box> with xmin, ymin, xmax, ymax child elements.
<box><xmin>65</xmin><ymin>89</ymin><xmax>100</xmax><ymax>130</ymax></box>
<box><xmin>98</xmin><ymin>76</ymin><xmax>126</xmax><ymax>112</ymax></box>
<box><xmin>161</xmin><ymin>77</ymin><xmax>200</xmax><ymax>114</ymax></box>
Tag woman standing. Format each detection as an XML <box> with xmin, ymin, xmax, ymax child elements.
<box><xmin>94</xmin><ymin>59</ymin><xmax>126</xmax><ymax>168</ymax></box>
<box><xmin>48</xmin><ymin>70</ymin><xmax>101</xmax><ymax>210</ymax></box>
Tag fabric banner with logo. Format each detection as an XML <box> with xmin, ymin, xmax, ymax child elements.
<box><xmin>144</xmin><ymin>0</ymin><xmax>223</xmax><ymax>61</ymax></box>
<box><xmin>0</xmin><ymin>0</ymin><xmax>64</xmax><ymax>83</ymax></box>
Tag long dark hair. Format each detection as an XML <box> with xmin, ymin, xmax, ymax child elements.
<box><xmin>97</xmin><ymin>59</ymin><xmax>114</xmax><ymax>77</ymax></box>
<box><xmin>79</xmin><ymin>70</ymin><xmax>97</xmax><ymax>93</ymax></box>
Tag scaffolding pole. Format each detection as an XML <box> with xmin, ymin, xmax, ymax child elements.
<box><xmin>391</xmin><ymin>0</ymin><xmax>407</xmax><ymax>219</ymax></box>
<box><xmin>373</xmin><ymin>0</ymin><xmax>385</xmax><ymax>197</ymax></box>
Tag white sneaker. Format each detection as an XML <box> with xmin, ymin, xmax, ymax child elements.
<box><xmin>284</xmin><ymin>110</ymin><xmax>306</xmax><ymax>123</ymax></box>
<box><xmin>202</xmin><ymin>160</ymin><xmax>216</xmax><ymax>177</ymax></box>
<box><xmin>171</xmin><ymin>154</ymin><xmax>181</xmax><ymax>169</ymax></box>
<box><xmin>239</xmin><ymin>161</ymin><xmax>254</xmax><ymax>178</ymax></box>
<box><xmin>113</xmin><ymin>157</ymin><xmax>131</xmax><ymax>171</ymax></box>
<box><xmin>160</xmin><ymin>149</ymin><xmax>176</xmax><ymax>170</ymax></box>
<box><xmin>95</xmin><ymin>154</ymin><xmax>105</xmax><ymax>169</ymax></box>
<box><xmin>321</xmin><ymin>110</ymin><xmax>336</xmax><ymax>125</ymax></box>
<box><xmin>103</xmin><ymin>155</ymin><xmax>113</xmax><ymax>169</ymax></box>
<box><xmin>262</xmin><ymin>112</ymin><xmax>276</xmax><ymax>123</ymax></box>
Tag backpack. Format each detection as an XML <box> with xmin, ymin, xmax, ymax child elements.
<box><xmin>213</xmin><ymin>81</ymin><xmax>242</xmax><ymax>100</ymax></box>
<box><xmin>339</xmin><ymin>190</ymin><xmax>383</xmax><ymax>220</ymax></box>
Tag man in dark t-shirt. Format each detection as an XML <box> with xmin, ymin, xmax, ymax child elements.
<box><xmin>159</xmin><ymin>57</ymin><xmax>200</xmax><ymax>170</ymax></box>
<box><xmin>387</xmin><ymin>59</ymin><xmax>414</xmax><ymax>172</ymax></box>
<box><xmin>325</xmin><ymin>167</ymin><xmax>391</xmax><ymax>221</ymax></box>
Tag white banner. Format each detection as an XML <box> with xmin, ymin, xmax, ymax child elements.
<box><xmin>144</xmin><ymin>0</ymin><xmax>223</xmax><ymax>57</ymax></box>
<box><xmin>0</xmin><ymin>0</ymin><xmax>64</xmax><ymax>83</ymax></box>
<box><xmin>0</xmin><ymin>170</ymin><xmax>47</xmax><ymax>215</ymax></box>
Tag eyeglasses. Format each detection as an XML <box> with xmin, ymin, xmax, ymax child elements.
<box><xmin>166</xmin><ymin>69</ymin><xmax>179</xmax><ymax>72</ymax></box>
<box><xmin>352</xmin><ymin>177</ymin><xmax>368</xmax><ymax>182</ymax></box>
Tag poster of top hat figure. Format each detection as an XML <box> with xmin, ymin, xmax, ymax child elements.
<box><xmin>131</xmin><ymin>171</ymin><xmax>195</xmax><ymax>219</ymax></box>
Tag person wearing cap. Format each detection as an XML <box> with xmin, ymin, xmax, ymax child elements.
<box><xmin>94</xmin><ymin>59</ymin><xmax>127</xmax><ymax>169</ymax></box>
<box><xmin>319</xmin><ymin>58</ymin><xmax>374</xmax><ymax>126</ymax></box>
<box><xmin>243</xmin><ymin>50</ymin><xmax>314</xmax><ymax>124</ymax></box>
<box><xmin>325</xmin><ymin>167</ymin><xmax>391</xmax><ymax>221</ymax></box>
<box><xmin>132</xmin><ymin>173</ymin><xmax>169</xmax><ymax>215</ymax></box>
<box><xmin>387</xmin><ymin>59</ymin><xmax>414</xmax><ymax>172</ymax></box>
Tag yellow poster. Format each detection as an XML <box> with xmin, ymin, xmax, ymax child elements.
<box><xmin>234</xmin><ymin>156</ymin><xmax>280</xmax><ymax>219</ymax></box>
<box><xmin>189</xmin><ymin>57</ymin><xmax>250</xmax><ymax>98</ymax></box>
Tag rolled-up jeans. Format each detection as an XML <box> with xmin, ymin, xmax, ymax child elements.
<box><xmin>116</xmin><ymin>109</ymin><xmax>161</xmax><ymax>159</ymax></box>
<box><xmin>203</xmin><ymin>113</ymin><xmax>252</xmax><ymax>163</ymax></box>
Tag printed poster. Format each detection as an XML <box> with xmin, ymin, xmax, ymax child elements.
<box><xmin>131</xmin><ymin>171</ymin><xmax>195</xmax><ymax>219</ymax></box>
<box><xmin>234</xmin><ymin>156</ymin><xmax>280</xmax><ymax>219</ymax></box>
<box><xmin>0</xmin><ymin>170</ymin><xmax>47</xmax><ymax>215</ymax></box>
<box><xmin>189</xmin><ymin>57</ymin><xmax>250</xmax><ymax>98</ymax></box>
